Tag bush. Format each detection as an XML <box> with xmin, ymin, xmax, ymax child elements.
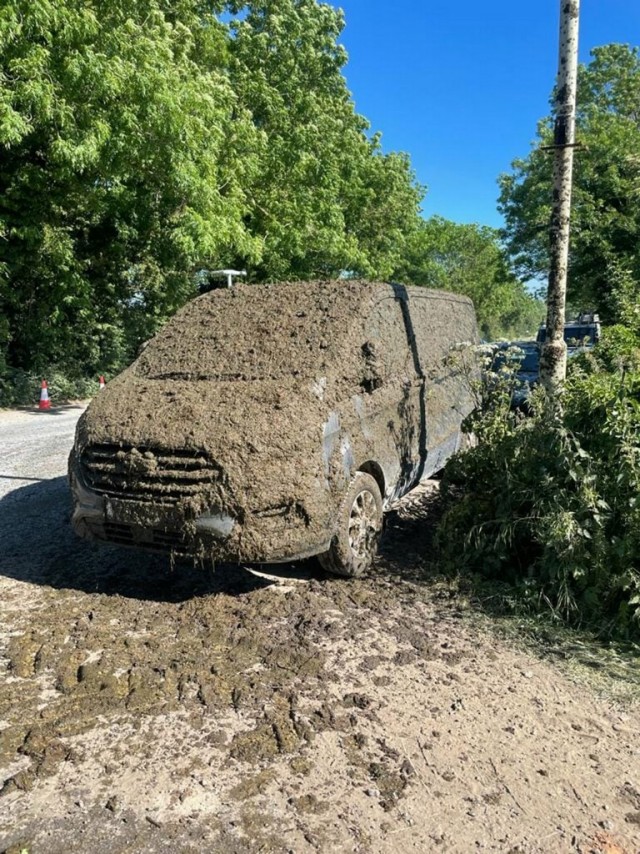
<box><xmin>437</xmin><ymin>337</ymin><xmax>640</xmax><ymax>639</ymax></box>
<box><xmin>0</xmin><ymin>367</ymin><xmax>99</xmax><ymax>408</ymax></box>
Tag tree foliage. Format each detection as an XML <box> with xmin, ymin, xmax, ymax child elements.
<box><xmin>225</xmin><ymin>0</ymin><xmax>423</xmax><ymax>280</ymax></box>
<box><xmin>0</xmin><ymin>0</ymin><xmax>429</xmax><ymax>375</ymax></box>
<box><xmin>0</xmin><ymin>0</ymin><xmax>534</xmax><ymax>384</ymax></box>
<box><xmin>499</xmin><ymin>44</ymin><xmax>640</xmax><ymax>320</ymax></box>
<box><xmin>441</xmin><ymin>42</ymin><xmax>640</xmax><ymax>642</ymax></box>
<box><xmin>0</xmin><ymin>0</ymin><xmax>262</xmax><ymax>373</ymax></box>
<box><xmin>392</xmin><ymin>216</ymin><xmax>544</xmax><ymax>339</ymax></box>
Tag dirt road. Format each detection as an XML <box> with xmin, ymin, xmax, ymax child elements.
<box><xmin>1</xmin><ymin>407</ymin><xmax>639</xmax><ymax>854</ymax></box>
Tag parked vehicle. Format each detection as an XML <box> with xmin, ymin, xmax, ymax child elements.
<box><xmin>536</xmin><ymin>312</ymin><xmax>601</xmax><ymax>351</ymax></box>
<box><xmin>69</xmin><ymin>280</ymin><xmax>478</xmax><ymax>577</ymax></box>
<box><xmin>510</xmin><ymin>343</ymin><xmax>540</xmax><ymax>409</ymax></box>
<box><xmin>489</xmin><ymin>340</ymin><xmax>539</xmax><ymax>410</ymax></box>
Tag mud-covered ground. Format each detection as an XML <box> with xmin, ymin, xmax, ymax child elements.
<box><xmin>1</xmin><ymin>408</ymin><xmax>640</xmax><ymax>854</ymax></box>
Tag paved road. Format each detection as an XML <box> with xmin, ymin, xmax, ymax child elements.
<box><xmin>0</xmin><ymin>403</ymin><xmax>200</xmax><ymax>597</ymax></box>
<box><xmin>0</xmin><ymin>405</ymin><xmax>86</xmax><ymax>495</ymax></box>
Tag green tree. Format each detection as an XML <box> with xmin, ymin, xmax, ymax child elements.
<box><xmin>0</xmin><ymin>0</ymin><xmax>259</xmax><ymax>374</ymax></box>
<box><xmin>392</xmin><ymin>216</ymin><xmax>543</xmax><ymax>339</ymax></box>
<box><xmin>499</xmin><ymin>44</ymin><xmax>640</xmax><ymax>321</ymax></box>
<box><xmin>225</xmin><ymin>0</ymin><xmax>423</xmax><ymax>280</ymax></box>
<box><xmin>343</xmin><ymin>146</ymin><xmax>425</xmax><ymax>280</ymax></box>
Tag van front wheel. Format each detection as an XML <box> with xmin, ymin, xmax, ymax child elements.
<box><xmin>319</xmin><ymin>473</ymin><xmax>383</xmax><ymax>578</ymax></box>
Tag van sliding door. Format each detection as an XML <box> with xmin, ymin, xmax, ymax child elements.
<box><xmin>408</xmin><ymin>293</ymin><xmax>477</xmax><ymax>476</ymax></box>
<box><xmin>358</xmin><ymin>296</ymin><xmax>423</xmax><ymax>500</ymax></box>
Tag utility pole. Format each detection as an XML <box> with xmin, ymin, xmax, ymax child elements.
<box><xmin>540</xmin><ymin>0</ymin><xmax>580</xmax><ymax>393</ymax></box>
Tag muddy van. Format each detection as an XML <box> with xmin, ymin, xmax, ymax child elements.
<box><xmin>69</xmin><ymin>280</ymin><xmax>478</xmax><ymax>576</ymax></box>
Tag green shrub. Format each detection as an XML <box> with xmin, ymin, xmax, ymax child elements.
<box><xmin>0</xmin><ymin>367</ymin><xmax>99</xmax><ymax>407</ymax></box>
<box><xmin>437</xmin><ymin>338</ymin><xmax>640</xmax><ymax>639</ymax></box>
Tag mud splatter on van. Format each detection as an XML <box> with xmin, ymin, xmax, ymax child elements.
<box><xmin>70</xmin><ymin>281</ymin><xmax>478</xmax><ymax>573</ymax></box>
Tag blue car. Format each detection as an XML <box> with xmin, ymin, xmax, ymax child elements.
<box><xmin>489</xmin><ymin>341</ymin><xmax>539</xmax><ymax>410</ymax></box>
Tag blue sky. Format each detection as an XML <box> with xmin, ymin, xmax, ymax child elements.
<box><xmin>328</xmin><ymin>0</ymin><xmax>640</xmax><ymax>229</ymax></box>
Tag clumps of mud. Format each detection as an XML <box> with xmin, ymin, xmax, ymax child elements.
<box><xmin>0</xmin><ymin>577</ymin><xmax>413</xmax><ymax>797</ymax></box>
<box><xmin>0</xmin><ymin>558</ymin><xmax>460</xmax><ymax>854</ymax></box>
<box><xmin>0</xmin><ymin>483</ymin><xmax>449</xmax><ymax>817</ymax></box>
<box><xmin>135</xmin><ymin>280</ymin><xmax>383</xmax><ymax>384</ymax></box>
<box><xmin>72</xmin><ymin>279</ymin><xmax>478</xmax><ymax>569</ymax></box>
<box><xmin>228</xmin><ymin>692</ymin><xmax>313</xmax><ymax>762</ymax></box>
<box><xmin>72</xmin><ymin>281</ymin><xmax>399</xmax><ymax>564</ymax></box>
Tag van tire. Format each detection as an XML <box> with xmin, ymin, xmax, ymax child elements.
<box><xmin>319</xmin><ymin>473</ymin><xmax>383</xmax><ymax>578</ymax></box>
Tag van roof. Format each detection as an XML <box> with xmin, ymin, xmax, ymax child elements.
<box><xmin>134</xmin><ymin>280</ymin><xmax>472</xmax><ymax>383</ymax></box>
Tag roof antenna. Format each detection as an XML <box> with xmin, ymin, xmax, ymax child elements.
<box><xmin>210</xmin><ymin>269</ymin><xmax>247</xmax><ymax>288</ymax></box>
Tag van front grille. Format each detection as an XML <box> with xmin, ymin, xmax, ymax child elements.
<box><xmin>80</xmin><ymin>443</ymin><xmax>222</xmax><ymax>504</ymax></box>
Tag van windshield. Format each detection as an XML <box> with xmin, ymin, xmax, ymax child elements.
<box><xmin>134</xmin><ymin>282</ymin><xmax>357</xmax><ymax>382</ymax></box>
<box><xmin>564</xmin><ymin>326</ymin><xmax>596</xmax><ymax>344</ymax></box>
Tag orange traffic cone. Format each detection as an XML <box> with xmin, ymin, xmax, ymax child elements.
<box><xmin>39</xmin><ymin>379</ymin><xmax>51</xmax><ymax>410</ymax></box>
<box><xmin>99</xmin><ymin>375</ymin><xmax>106</xmax><ymax>390</ymax></box>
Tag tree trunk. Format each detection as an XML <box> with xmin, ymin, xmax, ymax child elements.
<box><xmin>540</xmin><ymin>0</ymin><xmax>580</xmax><ymax>393</ymax></box>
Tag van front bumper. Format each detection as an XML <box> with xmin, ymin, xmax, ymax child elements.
<box><xmin>70</xmin><ymin>470</ymin><xmax>333</xmax><ymax>564</ymax></box>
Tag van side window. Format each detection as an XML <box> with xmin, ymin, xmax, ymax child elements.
<box><xmin>409</xmin><ymin>295</ymin><xmax>476</xmax><ymax>376</ymax></box>
<box><xmin>361</xmin><ymin>298</ymin><xmax>412</xmax><ymax>392</ymax></box>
